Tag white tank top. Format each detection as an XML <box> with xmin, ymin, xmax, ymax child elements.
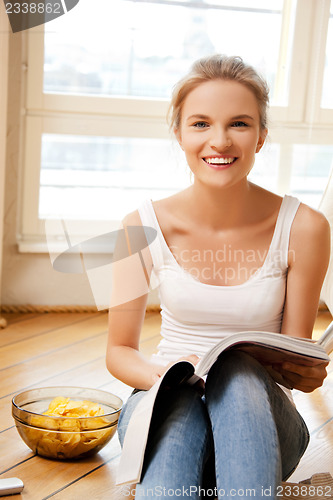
<box><xmin>138</xmin><ymin>195</ymin><xmax>301</xmax><ymax>365</ymax></box>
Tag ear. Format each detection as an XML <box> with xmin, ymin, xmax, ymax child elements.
<box><xmin>174</xmin><ymin>127</ymin><xmax>184</xmax><ymax>150</ymax></box>
<box><xmin>255</xmin><ymin>129</ymin><xmax>268</xmax><ymax>153</ymax></box>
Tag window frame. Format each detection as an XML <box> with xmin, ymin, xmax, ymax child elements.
<box><xmin>18</xmin><ymin>0</ymin><xmax>333</xmax><ymax>252</ymax></box>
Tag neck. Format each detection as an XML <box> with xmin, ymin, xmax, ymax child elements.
<box><xmin>184</xmin><ymin>180</ymin><xmax>255</xmax><ymax>229</ymax></box>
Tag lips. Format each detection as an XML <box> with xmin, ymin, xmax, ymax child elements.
<box><xmin>203</xmin><ymin>156</ymin><xmax>237</xmax><ymax>168</ymax></box>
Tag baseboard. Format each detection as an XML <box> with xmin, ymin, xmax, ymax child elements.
<box><xmin>0</xmin><ymin>304</ymin><xmax>162</xmax><ymax>314</ymax></box>
<box><xmin>0</xmin><ymin>303</ymin><xmax>327</xmax><ymax>315</ymax></box>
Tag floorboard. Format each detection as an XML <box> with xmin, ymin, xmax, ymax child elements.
<box><xmin>0</xmin><ymin>310</ymin><xmax>332</xmax><ymax>498</ymax></box>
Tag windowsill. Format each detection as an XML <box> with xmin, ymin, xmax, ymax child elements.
<box><xmin>18</xmin><ymin>238</ymin><xmax>54</xmax><ymax>254</ymax></box>
<box><xmin>17</xmin><ymin>236</ymin><xmax>116</xmax><ymax>254</ymax></box>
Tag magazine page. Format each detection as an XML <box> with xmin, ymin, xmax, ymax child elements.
<box><xmin>117</xmin><ymin>328</ymin><xmax>333</xmax><ymax>485</ymax></box>
<box><xmin>116</xmin><ymin>361</ymin><xmax>195</xmax><ymax>485</ymax></box>
<box><xmin>195</xmin><ymin>331</ymin><xmax>330</xmax><ymax>378</ymax></box>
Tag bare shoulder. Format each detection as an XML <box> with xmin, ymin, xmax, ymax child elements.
<box><xmin>121</xmin><ymin>191</ymin><xmax>187</xmax><ymax>227</ymax></box>
<box><xmin>117</xmin><ymin>208</ymin><xmax>154</xmax><ymax>270</ymax></box>
<box><xmin>289</xmin><ymin>203</ymin><xmax>330</xmax><ymax>265</ymax></box>
<box><xmin>121</xmin><ymin>209</ymin><xmax>143</xmax><ymax>227</ymax></box>
<box><xmin>292</xmin><ymin>203</ymin><xmax>330</xmax><ymax>242</ymax></box>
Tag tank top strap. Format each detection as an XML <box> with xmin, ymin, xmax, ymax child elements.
<box><xmin>138</xmin><ymin>199</ymin><xmax>164</xmax><ymax>270</ymax></box>
<box><xmin>268</xmin><ymin>195</ymin><xmax>301</xmax><ymax>268</ymax></box>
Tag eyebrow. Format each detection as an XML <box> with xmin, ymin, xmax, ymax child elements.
<box><xmin>186</xmin><ymin>113</ymin><xmax>255</xmax><ymax>122</ymax></box>
<box><xmin>232</xmin><ymin>114</ymin><xmax>255</xmax><ymax>121</ymax></box>
<box><xmin>186</xmin><ymin>114</ymin><xmax>210</xmax><ymax>122</ymax></box>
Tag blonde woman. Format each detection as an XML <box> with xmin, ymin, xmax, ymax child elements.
<box><xmin>107</xmin><ymin>55</ymin><xmax>330</xmax><ymax>498</ymax></box>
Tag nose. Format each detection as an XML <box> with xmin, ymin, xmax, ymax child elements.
<box><xmin>209</xmin><ymin>126</ymin><xmax>232</xmax><ymax>150</ymax></box>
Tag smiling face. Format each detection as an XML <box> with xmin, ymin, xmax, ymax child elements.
<box><xmin>176</xmin><ymin>79</ymin><xmax>267</xmax><ymax>189</ymax></box>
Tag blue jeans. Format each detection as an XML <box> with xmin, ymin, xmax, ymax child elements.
<box><xmin>117</xmin><ymin>351</ymin><xmax>309</xmax><ymax>499</ymax></box>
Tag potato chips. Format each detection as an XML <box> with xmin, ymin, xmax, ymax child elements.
<box><xmin>22</xmin><ymin>397</ymin><xmax>116</xmax><ymax>459</ymax></box>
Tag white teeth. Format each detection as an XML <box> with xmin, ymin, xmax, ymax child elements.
<box><xmin>205</xmin><ymin>157</ymin><xmax>235</xmax><ymax>164</ymax></box>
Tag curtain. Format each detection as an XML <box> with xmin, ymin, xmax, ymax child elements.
<box><xmin>319</xmin><ymin>162</ymin><xmax>333</xmax><ymax>317</ymax></box>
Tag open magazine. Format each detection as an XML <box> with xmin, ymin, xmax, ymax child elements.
<box><xmin>116</xmin><ymin>324</ymin><xmax>333</xmax><ymax>486</ymax></box>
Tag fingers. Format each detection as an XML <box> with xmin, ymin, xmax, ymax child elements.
<box><xmin>282</xmin><ymin>361</ymin><xmax>329</xmax><ymax>375</ymax></box>
<box><xmin>277</xmin><ymin>362</ymin><xmax>328</xmax><ymax>393</ymax></box>
<box><xmin>165</xmin><ymin>354</ymin><xmax>200</xmax><ymax>371</ymax></box>
<box><xmin>281</xmin><ymin>362</ymin><xmax>328</xmax><ymax>383</ymax></box>
<box><xmin>182</xmin><ymin>354</ymin><xmax>200</xmax><ymax>365</ymax></box>
<box><xmin>152</xmin><ymin>372</ymin><xmax>162</xmax><ymax>384</ymax></box>
<box><xmin>193</xmin><ymin>377</ymin><xmax>205</xmax><ymax>396</ymax></box>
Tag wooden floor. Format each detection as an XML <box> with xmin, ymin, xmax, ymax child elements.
<box><xmin>0</xmin><ymin>309</ymin><xmax>332</xmax><ymax>499</ymax></box>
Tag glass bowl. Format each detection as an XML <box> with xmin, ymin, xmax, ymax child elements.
<box><xmin>12</xmin><ymin>386</ymin><xmax>123</xmax><ymax>460</ymax></box>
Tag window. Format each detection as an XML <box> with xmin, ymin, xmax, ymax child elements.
<box><xmin>19</xmin><ymin>0</ymin><xmax>333</xmax><ymax>251</ymax></box>
<box><xmin>290</xmin><ymin>144</ymin><xmax>333</xmax><ymax>206</ymax></box>
<box><xmin>43</xmin><ymin>0</ymin><xmax>291</xmax><ymax>104</ymax></box>
<box><xmin>39</xmin><ymin>135</ymin><xmax>189</xmax><ymax>220</ymax></box>
<box><xmin>321</xmin><ymin>0</ymin><xmax>333</xmax><ymax>108</ymax></box>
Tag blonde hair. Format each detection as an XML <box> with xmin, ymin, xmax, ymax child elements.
<box><xmin>168</xmin><ymin>54</ymin><xmax>269</xmax><ymax>132</ymax></box>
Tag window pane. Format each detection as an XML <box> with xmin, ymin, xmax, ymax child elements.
<box><xmin>39</xmin><ymin>137</ymin><xmax>330</xmax><ymax>220</ymax></box>
<box><xmin>289</xmin><ymin>145</ymin><xmax>333</xmax><ymax>206</ymax></box>
<box><xmin>44</xmin><ymin>0</ymin><xmax>293</xmax><ymax>104</ymax></box>
<box><xmin>248</xmin><ymin>143</ymin><xmax>280</xmax><ymax>191</ymax></box>
<box><xmin>39</xmin><ymin>135</ymin><xmax>190</xmax><ymax>220</ymax></box>
<box><xmin>321</xmin><ymin>1</ymin><xmax>333</xmax><ymax>108</ymax></box>
<box><xmin>39</xmin><ymin>135</ymin><xmax>283</xmax><ymax>220</ymax></box>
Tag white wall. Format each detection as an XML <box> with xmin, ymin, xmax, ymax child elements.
<box><xmin>1</xmin><ymin>31</ymin><xmax>106</xmax><ymax>308</ymax></box>
<box><xmin>1</xmin><ymin>30</ymin><xmax>159</xmax><ymax>309</ymax></box>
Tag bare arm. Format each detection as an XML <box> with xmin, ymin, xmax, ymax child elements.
<box><xmin>106</xmin><ymin>211</ymin><xmax>166</xmax><ymax>390</ymax></box>
<box><xmin>278</xmin><ymin>204</ymin><xmax>331</xmax><ymax>392</ymax></box>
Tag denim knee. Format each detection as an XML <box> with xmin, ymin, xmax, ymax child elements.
<box><xmin>205</xmin><ymin>350</ymin><xmax>274</xmax><ymax>397</ymax></box>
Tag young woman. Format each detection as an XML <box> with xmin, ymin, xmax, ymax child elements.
<box><xmin>106</xmin><ymin>55</ymin><xmax>330</xmax><ymax>498</ymax></box>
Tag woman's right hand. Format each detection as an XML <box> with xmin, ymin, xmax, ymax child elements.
<box><xmin>152</xmin><ymin>354</ymin><xmax>204</xmax><ymax>393</ymax></box>
<box><xmin>152</xmin><ymin>354</ymin><xmax>201</xmax><ymax>382</ymax></box>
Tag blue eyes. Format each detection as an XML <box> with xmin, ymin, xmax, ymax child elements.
<box><xmin>193</xmin><ymin>121</ymin><xmax>208</xmax><ymax>128</ymax></box>
<box><xmin>192</xmin><ymin>121</ymin><xmax>248</xmax><ymax>129</ymax></box>
<box><xmin>232</xmin><ymin>121</ymin><xmax>248</xmax><ymax>128</ymax></box>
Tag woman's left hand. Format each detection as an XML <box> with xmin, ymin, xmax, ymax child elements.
<box><xmin>274</xmin><ymin>360</ymin><xmax>329</xmax><ymax>393</ymax></box>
